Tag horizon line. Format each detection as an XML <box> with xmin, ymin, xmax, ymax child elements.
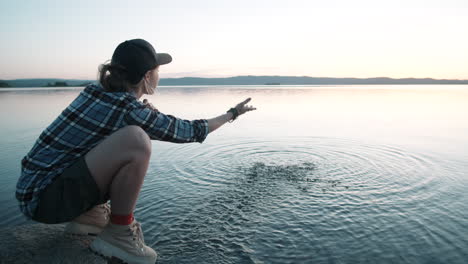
<box><xmin>2</xmin><ymin>75</ymin><xmax>468</xmax><ymax>81</ymax></box>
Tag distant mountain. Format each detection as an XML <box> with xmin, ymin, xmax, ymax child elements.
<box><xmin>1</xmin><ymin>79</ymin><xmax>94</xmax><ymax>88</ymax></box>
<box><xmin>1</xmin><ymin>76</ymin><xmax>468</xmax><ymax>88</ymax></box>
<box><xmin>159</xmin><ymin>76</ymin><xmax>468</xmax><ymax>85</ymax></box>
<box><xmin>0</xmin><ymin>81</ymin><xmax>10</xmax><ymax>87</ymax></box>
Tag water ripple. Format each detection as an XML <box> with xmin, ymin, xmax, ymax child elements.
<box><xmin>135</xmin><ymin>137</ymin><xmax>468</xmax><ymax>263</ymax></box>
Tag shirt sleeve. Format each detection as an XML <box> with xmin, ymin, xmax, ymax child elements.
<box><xmin>123</xmin><ymin>106</ymin><xmax>209</xmax><ymax>143</ymax></box>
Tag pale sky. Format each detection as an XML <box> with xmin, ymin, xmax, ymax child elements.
<box><xmin>1</xmin><ymin>0</ymin><xmax>467</xmax><ymax>80</ymax></box>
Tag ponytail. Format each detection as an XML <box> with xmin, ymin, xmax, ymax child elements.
<box><xmin>98</xmin><ymin>62</ymin><xmax>137</xmax><ymax>93</ymax></box>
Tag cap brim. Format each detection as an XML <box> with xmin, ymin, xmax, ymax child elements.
<box><xmin>156</xmin><ymin>53</ymin><xmax>172</xmax><ymax>65</ymax></box>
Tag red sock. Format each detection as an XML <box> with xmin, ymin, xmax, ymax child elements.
<box><xmin>110</xmin><ymin>213</ymin><xmax>134</xmax><ymax>225</ymax></box>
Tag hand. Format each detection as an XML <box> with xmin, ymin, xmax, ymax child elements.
<box><xmin>143</xmin><ymin>99</ymin><xmax>159</xmax><ymax>113</ymax></box>
<box><xmin>234</xmin><ymin>98</ymin><xmax>256</xmax><ymax>116</ymax></box>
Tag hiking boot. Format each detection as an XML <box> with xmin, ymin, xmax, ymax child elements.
<box><xmin>90</xmin><ymin>219</ymin><xmax>157</xmax><ymax>264</ymax></box>
<box><xmin>65</xmin><ymin>203</ymin><xmax>111</xmax><ymax>235</ymax></box>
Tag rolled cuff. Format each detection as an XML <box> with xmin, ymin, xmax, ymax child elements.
<box><xmin>194</xmin><ymin>119</ymin><xmax>209</xmax><ymax>143</ymax></box>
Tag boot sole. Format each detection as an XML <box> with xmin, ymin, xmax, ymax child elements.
<box><xmin>90</xmin><ymin>237</ymin><xmax>157</xmax><ymax>264</ymax></box>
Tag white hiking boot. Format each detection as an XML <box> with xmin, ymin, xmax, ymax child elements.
<box><xmin>90</xmin><ymin>219</ymin><xmax>157</xmax><ymax>264</ymax></box>
<box><xmin>64</xmin><ymin>203</ymin><xmax>110</xmax><ymax>235</ymax></box>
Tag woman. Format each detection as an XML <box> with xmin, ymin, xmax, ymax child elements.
<box><xmin>16</xmin><ymin>39</ymin><xmax>256</xmax><ymax>264</ymax></box>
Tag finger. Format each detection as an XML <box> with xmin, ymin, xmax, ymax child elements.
<box><xmin>238</xmin><ymin>98</ymin><xmax>251</xmax><ymax>106</ymax></box>
<box><xmin>242</xmin><ymin>98</ymin><xmax>251</xmax><ymax>104</ymax></box>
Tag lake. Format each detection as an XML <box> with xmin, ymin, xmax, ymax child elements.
<box><xmin>1</xmin><ymin>85</ymin><xmax>467</xmax><ymax>263</ymax></box>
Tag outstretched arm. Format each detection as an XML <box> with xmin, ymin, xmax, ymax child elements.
<box><xmin>207</xmin><ymin>98</ymin><xmax>256</xmax><ymax>133</ymax></box>
<box><xmin>137</xmin><ymin>97</ymin><xmax>256</xmax><ymax>142</ymax></box>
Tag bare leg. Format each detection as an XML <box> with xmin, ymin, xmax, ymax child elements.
<box><xmin>84</xmin><ymin>125</ymin><xmax>152</xmax><ymax>215</ymax></box>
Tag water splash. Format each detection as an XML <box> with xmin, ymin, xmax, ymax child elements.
<box><xmin>240</xmin><ymin>162</ymin><xmax>347</xmax><ymax>193</ymax></box>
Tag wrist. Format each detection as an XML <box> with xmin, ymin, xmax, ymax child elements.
<box><xmin>226</xmin><ymin>112</ymin><xmax>234</xmax><ymax>121</ymax></box>
<box><xmin>226</xmin><ymin>107</ymin><xmax>239</xmax><ymax>122</ymax></box>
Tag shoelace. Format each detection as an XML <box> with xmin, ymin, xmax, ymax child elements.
<box><xmin>99</xmin><ymin>203</ymin><xmax>111</xmax><ymax>219</ymax></box>
<box><xmin>130</xmin><ymin>221</ymin><xmax>145</xmax><ymax>250</ymax></box>
<box><xmin>80</xmin><ymin>203</ymin><xmax>111</xmax><ymax>220</ymax></box>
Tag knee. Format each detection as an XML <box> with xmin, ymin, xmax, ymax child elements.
<box><xmin>120</xmin><ymin>125</ymin><xmax>152</xmax><ymax>157</ymax></box>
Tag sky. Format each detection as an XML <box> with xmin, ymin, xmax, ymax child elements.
<box><xmin>1</xmin><ymin>0</ymin><xmax>467</xmax><ymax>80</ymax></box>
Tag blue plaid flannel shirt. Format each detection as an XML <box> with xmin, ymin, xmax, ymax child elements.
<box><xmin>16</xmin><ymin>84</ymin><xmax>209</xmax><ymax>218</ymax></box>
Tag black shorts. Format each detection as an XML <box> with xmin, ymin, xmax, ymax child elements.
<box><xmin>32</xmin><ymin>156</ymin><xmax>108</xmax><ymax>224</ymax></box>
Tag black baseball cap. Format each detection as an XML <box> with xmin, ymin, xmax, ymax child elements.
<box><xmin>111</xmin><ymin>39</ymin><xmax>172</xmax><ymax>84</ymax></box>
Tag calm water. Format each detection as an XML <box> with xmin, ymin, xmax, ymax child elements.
<box><xmin>1</xmin><ymin>85</ymin><xmax>468</xmax><ymax>263</ymax></box>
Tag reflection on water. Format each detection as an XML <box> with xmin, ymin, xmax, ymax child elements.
<box><xmin>1</xmin><ymin>86</ymin><xmax>468</xmax><ymax>263</ymax></box>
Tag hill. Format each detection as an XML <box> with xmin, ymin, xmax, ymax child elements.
<box><xmin>0</xmin><ymin>79</ymin><xmax>93</xmax><ymax>88</ymax></box>
<box><xmin>1</xmin><ymin>76</ymin><xmax>468</xmax><ymax>88</ymax></box>
<box><xmin>159</xmin><ymin>76</ymin><xmax>468</xmax><ymax>85</ymax></box>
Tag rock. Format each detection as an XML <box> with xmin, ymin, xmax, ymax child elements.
<box><xmin>0</xmin><ymin>223</ymin><xmax>107</xmax><ymax>264</ymax></box>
